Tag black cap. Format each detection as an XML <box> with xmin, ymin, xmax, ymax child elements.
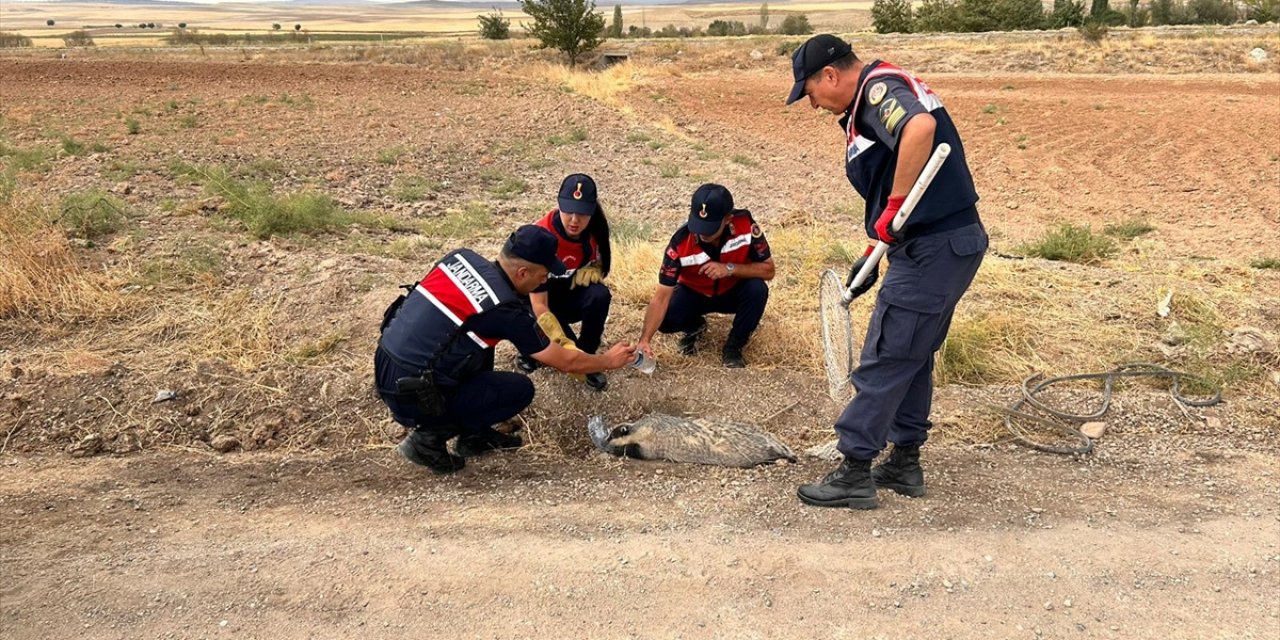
<box><xmin>557</xmin><ymin>173</ymin><xmax>598</xmax><ymax>216</ymax></box>
<box><xmin>786</xmin><ymin>34</ymin><xmax>853</xmax><ymax>105</ymax></box>
<box><xmin>504</xmin><ymin>225</ymin><xmax>567</xmax><ymax>275</ymax></box>
<box><xmin>687</xmin><ymin>183</ymin><xmax>734</xmax><ymax>236</ymax></box>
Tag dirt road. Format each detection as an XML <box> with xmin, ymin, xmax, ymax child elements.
<box><xmin>3</xmin><ymin>440</ymin><xmax>1278</xmax><ymax>639</ymax></box>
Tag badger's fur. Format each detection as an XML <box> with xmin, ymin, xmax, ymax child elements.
<box><xmin>588</xmin><ymin>413</ymin><xmax>795</xmax><ymax>468</ymax></box>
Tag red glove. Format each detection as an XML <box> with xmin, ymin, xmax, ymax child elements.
<box><xmin>874</xmin><ymin>195</ymin><xmax>907</xmax><ymax>244</ymax></box>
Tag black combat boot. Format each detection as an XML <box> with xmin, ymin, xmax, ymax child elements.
<box><xmin>455</xmin><ymin>426</ymin><xmax>524</xmax><ymax>458</ymax></box>
<box><xmin>515</xmin><ymin>354</ymin><xmax>540</xmax><ymax>374</ymax></box>
<box><xmin>677</xmin><ymin>318</ymin><xmax>708</xmax><ymax>356</ymax></box>
<box><xmin>871</xmin><ymin>444</ymin><xmax>926</xmax><ymax>497</ymax></box>
<box><xmin>398</xmin><ymin>428</ymin><xmax>465</xmax><ymax>475</ymax></box>
<box><xmin>584</xmin><ymin>372</ymin><xmax>608</xmax><ymax>392</ymax></box>
<box><xmin>797</xmin><ymin>457</ymin><xmax>878</xmax><ymax>510</ymax></box>
<box><xmin>721</xmin><ymin>335</ymin><xmax>747</xmax><ymax>368</ymax></box>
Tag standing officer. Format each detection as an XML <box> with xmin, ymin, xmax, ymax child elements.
<box><xmin>517</xmin><ymin>173</ymin><xmax>614</xmax><ymax>391</ymax></box>
<box><xmin>375</xmin><ymin>225</ymin><xmax>636</xmax><ymax>475</ymax></box>
<box><xmin>636</xmin><ymin>183</ymin><xmax>775</xmax><ymax>368</ymax></box>
<box><xmin>786</xmin><ymin>35</ymin><xmax>988</xmax><ymax>509</ymax></box>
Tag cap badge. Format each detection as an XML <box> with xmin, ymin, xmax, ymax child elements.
<box><xmin>698</xmin><ymin>203</ymin><xmax>708</xmax><ymax>218</ymax></box>
<box><xmin>573</xmin><ymin>182</ymin><xmax>583</xmax><ymax>200</ymax></box>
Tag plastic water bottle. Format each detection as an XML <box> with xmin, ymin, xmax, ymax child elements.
<box><xmin>631</xmin><ymin>350</ymin><xmax>656</xmax><ymax>375</ymax></box>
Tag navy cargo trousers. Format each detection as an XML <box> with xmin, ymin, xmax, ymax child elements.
<box><xmin>836</xmin><ymin>222</ymin><xmax>988</xmax><ymax>460</ymax></box>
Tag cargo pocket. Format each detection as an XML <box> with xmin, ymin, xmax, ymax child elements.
<box><xmin>874</xmin><ymin>287</ymin><xmax>948</xmax><ymax>361</ymax></box>
<box><xmin>949</xmin><ymin>232</ymin><xmax>988</xmax><ymax>258</ymax></box>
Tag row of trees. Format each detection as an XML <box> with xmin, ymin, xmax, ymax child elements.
<box><xmin>479</xmin><ymin>0</ymin><xmax>813</xmax><ymax>66</ymax></box>
<box><xmin>872</xmin><ymin>0</ymin><xmax>1277</xmax><ymax>33</ymax></box>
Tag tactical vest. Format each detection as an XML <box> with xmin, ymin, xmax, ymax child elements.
<box><xmin>670</xmin><ymin>211</ymin><xmax>757</xmax><ymax>297</ymax></box>
<box><xmin>842</xmin><ymin>61</ymin><xmax>979</xmax><ymax>238</ymax></box>
<box><xmin>378</xmin><ymin>249</ymin><xmax>520</xmax><ymax>386</ymax></box>
<box><xmin>535</xmin><ymin>209</ymin><xmax>599</xmax><ymax>282</ymax></box>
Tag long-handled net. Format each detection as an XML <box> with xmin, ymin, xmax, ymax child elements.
<box><xmin>819</xmin><ymin>269</ymin><xmax>856</xmax><ymax>403</ymax></box>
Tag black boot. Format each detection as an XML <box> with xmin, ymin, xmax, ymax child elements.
<box><xmin>871</xmin><ymin>444</ymin><xmax>926</xmax><ymax>497</ymax></box>
<box><xmin>398</xmin><ymin>429</ymin><xmax>465</xmax><ymax>475</ymax></box>
<box><xmin>797</xmin><ymin>457</ymin><xmax>878</xmax><ymax>509</ymax></box>
<box><xmin>677</xmin><ymin>318</ymin><xmax>707</xmax><ymax>356</ymax></box>
<box><xmin>584</xmin><ymin>372</ymin><xmax>608</xmax><ymax>392</ymax></box>
<box><xmin>455</xmin><ymin>426</ymin><xmax>524</xmax><ymax>458</ymax></box>
<box><xmin>515</xmin><ymin>354</ymin><xmax>540</xmax><ymax>374</ymax></box>
<box><xmin>721</xmin><ymin>336</ymin><xmax>747</xmax><ymax>368</ymax></box>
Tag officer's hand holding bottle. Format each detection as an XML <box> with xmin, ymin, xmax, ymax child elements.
<box><xmin>601</xmin><ymin>342</ymin><xmax>638</xmax><ymax>370</ymax></box>
<box><xmin>845</xmin><ymin>244</ymin><xmax>879</xmax><ymax>301</ymax></box>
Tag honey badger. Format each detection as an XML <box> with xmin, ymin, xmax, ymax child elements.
<box><xmin>588</xmin><ymin>414</ymin><xmax>796</xmax><ymax>468</ymax></box>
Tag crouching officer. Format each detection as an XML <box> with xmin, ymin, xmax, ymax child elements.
<box><xmin>516</xmin><ymin>173</ymin><xmax>614</xmax><ymax>392</ymax></box>
<box><xmin>375</xmin><ymin>225</ymin><xmax>637</xmax><ymax>474</ymax></box>
<box><xmin>636</xmin><ymin>183</ymin><xmax>775</xmax><ymax>368</ymax></box>
<box><xmin>786</xmin><ymin>34</ymin><xmax>988</xmax><ymax>509</ymax></box>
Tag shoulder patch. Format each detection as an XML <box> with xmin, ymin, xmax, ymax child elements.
<box><xmin>868</xmin><ymin>81</ymin><xmax>888</xmax><ymax>106</ymax></box>
<box><xmin>666</xmin><ymin>247</ymin><xmax>679</xmax><ymax>260</ymax></box>
<box><xmin>751</xmin><ymin>223</ymin><xmax>763</xmax><ymax>238</ymax></box>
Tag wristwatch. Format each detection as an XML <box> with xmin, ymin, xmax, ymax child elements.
<box><xmin>725</xmin><ymin>263</ymin><xmax>736</xmax><ymax>275</ymax></box>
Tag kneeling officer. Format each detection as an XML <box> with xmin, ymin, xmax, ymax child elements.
<box><xmin>375</xmin><ymin>225</ymin><xmax>636</xmax><ymax>474</ymax></box>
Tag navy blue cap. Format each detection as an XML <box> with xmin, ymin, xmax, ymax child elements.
<box><xmin>557</xmin><ymin>173</ymin><xmax>598</xmax><ymax>216</ymax></box>
<box><xmin>504</xmin><ymin>225</ymin><xmax>567</xmax><ymax>275</ymax></box>
<box><xmin>786</xmin><ymin>34</ymin><xmax>853</xmax><ymax>105</ymax></box>
<box><xmin>687</xmin><ymin>184</ymin><xmax>734</xmax><ymax>236</ymax></box>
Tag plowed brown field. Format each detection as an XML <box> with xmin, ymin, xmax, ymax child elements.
<box><xmin>2</xmin><ymin>34</ymin><xmax>1278</xmax><ymax>640</ymax></box>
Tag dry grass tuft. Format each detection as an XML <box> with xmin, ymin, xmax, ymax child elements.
<box><xmin>0</xmin><ymin>195</ymin><xmax>130</xmax><ymax>325</ymax></box>
<box><xmin>533</xmin><ymin>61</ymin><xmax>649</xmax><ymax>111</ymax></box>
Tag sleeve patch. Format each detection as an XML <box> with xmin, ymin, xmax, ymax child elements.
<box><xmin>879</xmin><ymin>97</ymin><xmax>908</xmax><ymax>132</ymax></box>
<box><xmin>867</xmin><ymin>81</ymin><xmax>888</xmax><ymax>106</ymax></box>
<box><xmin>751</xmin><ymin>223</ymin><xmax>763</xmax><ymax>238</ymax></box>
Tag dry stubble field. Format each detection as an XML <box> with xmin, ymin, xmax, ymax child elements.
<box><xmin>2</xmin><ymin>26</ymin><xmax>1279</xmax><ymax>640</ymax></box>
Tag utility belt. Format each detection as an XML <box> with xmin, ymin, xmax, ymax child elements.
<box><xmin>376</xmin><ymin>344</ymin><xmax>447</xmax><ymax>417</ymax></box>
<box><xmin>378</xmin><ymin>285</ymin><xmax>447</xmax><ymax>417</ymax></box>
<box><xmin>901</xmin><ymin>205</ymin><xmax>980</xmax><ymax>240</ymax></box>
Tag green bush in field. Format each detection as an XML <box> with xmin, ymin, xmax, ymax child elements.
<box><xmin>201</xmin><ymin>168</ymin><xmax>350</xmax><ymax>239</ymax></box>
<box><xmin>0</xmin><ymin>32</ymin><xmax>34</xmax><ymax>48</ymax></box>
<box><xmin>1251</xmin><ymin>257</ymin><xmax>1280</xmax><ymax>270</ymax></box>
<box><xmin>1018</xmin><ymin>223</ymin><xmax>1116</xmax><ymax>264</ymax></box>
<box><xmin>872</xmin><ymin>0</ymin><xmax>914</xmax><ymax>33</ymax></box>
<box><xmin>58</xmin><ymin>190</ymin><xmax>131</xmax><ymax>240</ymax></box>
<box><xmin>478</xmin><ymin>10</ymin><xmax>511</xmax><ymax>39</ymax></box>
<box><xmin>1103</xmin><ymin>218</ymin><xmax>1155</xmax><ymax>240</ymax></box>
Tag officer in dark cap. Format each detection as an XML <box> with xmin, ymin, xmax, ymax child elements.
<box><xmin>636</xmin><ymin>183</ymin><xmax>775</xmax><ymax>368</ymax></box>
<box><xmin>516</xmin><ymin>173</ymin><xmax>614</xmax><ymax>391</ymax></box>
<box><xmin>375</xmin><ymin>225</ymin><xmax>637</xmax><ymax>475</ymax></box>
<box><xmin>786</xmin><ymin>34</ymin><xmax>988</xmax><ymax>509</ymax></box>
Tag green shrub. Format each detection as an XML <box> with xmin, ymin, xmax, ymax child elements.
<box><xmin>376</xmin><ymin>147</ymin><xmax>406</xmax><ymax>165</ymax></box>
<box><xmin>62</xmin><ymin>30</ymin><xmax>95</xmax><ymax>47</ymax></box>
<box><xmin>707</xmin><ymin>20</ymin><xmax>748</xmax><ymax>36</ymax></box>
<box><xmin>1079</xmin><ymin>19</ymin><xmax>1109</xmax><ymax>45</ymax></box>
<box><xmin>58</xmin><ymin>190</ymin><xmax>131</xmax><ymax>240</ymax></box>
<box><xmin>1250</xmin><ymin>257</ymin><xmax>1280</xmax><ymax>269</ymax></box>
<box><xmin>125</xmin><ymin>118</ymin><xmax>141</xmax><ymax>135</ymax></box>
<box><xmin>915</xmin><ymin>0</ymin><xmax>966</xmax><ymax>31</ymax></box>
<box><xmin>478</xmin><ymin>10</ymin><xmax>511</xmax><ymax>39</ymax></box>
<box><xmin>0</xmin><ymin>142</ymin><xmax>51</xmax><ymax>172</ymax></box>
<box><xmin>391</xmin><ymin>175</ymin><xmax>441</xmax><ymax>202</ymax></box>
<box><xmin>59</xmin><ymin>136</ymin><xmax>87</xmax><ymax>156</ymax></box>
<box><xmin>1243</xmin><ymin>0</ymin><xmax>1279</xmax><ymax>22</ymax></box>
<box><xmin>778</xmin><ymin>14</ymin><xmax>813</xmax><ymax>34</ymax></box>
<box><xmin>1018</xmin><ymin>223</ymin><xmax>1116</xmax><ymax>264</ymax></box>
<box><xmin>201</xmin><ymin>167</ymin><xmax>350</xmax><ymax>239</ymax></box>
<box><xmin>1103</xmin><ymin>218</ymin><xmax>1155</xmax><ymax>240</ymax></box>
<box><xmin>0</xmin><ymin>32</ymin><xmax>33</xmax><ymax>48</ymax></box>
<box><xmin>872</xmin><ymin>0</ymin><xmax>914</xmax><ymax>33</ymax></box>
